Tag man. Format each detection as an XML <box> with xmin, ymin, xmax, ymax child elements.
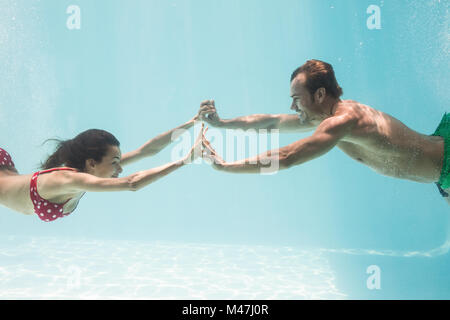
<box><xmin>198</xmin><ymin>59</ymin><xmax>449</xmax><ymax>205</ymax></box>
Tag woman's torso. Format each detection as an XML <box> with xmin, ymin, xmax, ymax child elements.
<box><xmin>0</xmin><ymin>169</ymin><xmax>85</xmax><ymax>216</ymax></box>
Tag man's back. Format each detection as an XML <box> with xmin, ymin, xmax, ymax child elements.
<box><xmin>334</xmin><ymin>100</ymin><xmax>444</xmax><ymax>183</ymax></box>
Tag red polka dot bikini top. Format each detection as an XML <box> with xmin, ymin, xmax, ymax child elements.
<box><xmin>30</xmin><ymin>167</ymin><xmax>81</xmax><ymax>222</ymax></box>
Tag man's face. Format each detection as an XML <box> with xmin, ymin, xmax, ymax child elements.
<box><xmin>290</xmin><ymin>73</ymin><xmax>314</xmax><ymax>119</ymax></box>
<box><xmin>91</xmin><ymin>145</ymin><xmax>123</xmax><ymax>178</ymax></box>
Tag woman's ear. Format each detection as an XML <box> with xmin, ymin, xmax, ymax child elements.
<box><xmin>84</xmin><ymin>158</ymin><xmax>97</xmax><ymax>172</ymax></box>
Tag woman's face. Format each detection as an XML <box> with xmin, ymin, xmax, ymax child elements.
<box><xmin>90</xmin><ymin>145</ymin><xmax>123</xmax><ymax>178</ymax></box>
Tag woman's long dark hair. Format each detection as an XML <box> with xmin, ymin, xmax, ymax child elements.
<box><xmin>41</xmin><ymin>129</ymin><xmax>120</xmax><ymax>171</ymax></box>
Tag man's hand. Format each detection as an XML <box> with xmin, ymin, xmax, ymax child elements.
<box><xmin>202</xmin><ymin>133</ymin><xmax>225</xmax><ymax>170</ymax></box>
<box><xmin>197</xmin><ymin>100</ymin><xmax>222</xmax><ymax>126</ymax></box>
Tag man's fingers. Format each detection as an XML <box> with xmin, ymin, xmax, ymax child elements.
<box><xmin>202</xmin><ymin>152</ymin><xmax>214</xmax><ymax>164</ymax></box>
<box><xmin>198</xmin><ymin>111</ymin><xmax>216</xmax><ymax>120</ymax></box>
<box><xmin>199</xmin><ymin>103</ymin><xmax>214</xmax><ymax>109</ymax></box>
<box><xmin>202</xmin><ymin>141</ymin><xmax>216</xmax><ymax>155</ymax></box>
<box><xmin>199</xmin><ymin>106</ymin><xmax>216</xmax><ymax>115</ymax></box>
<box><xmin>202</xmin><ymin>136</ymin><xmax>211</xmax><ymax>147</ymax></box>
<box><xmin>201</xmin><ymin>140</ymin><xmax>211</xmax><ymax>152</ymax></box>
<box><xmin>200</xmin><ymin>100</ymin><xmax>215</xmax><ymax>108</ymax></box>
<box><xmin>207</xmin><ymin>113</ymin><xmax>218</xmax><ymax>121</ymax></box>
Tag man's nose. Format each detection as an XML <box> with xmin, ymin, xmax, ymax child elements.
<box><xmin>118</xmin><ymin>165</ymin><xmax>123</xmax><ymax>173</ymax></box>
<box><xmin>290</xmin><ymin>102</ymin><xmax>296</xmax><ymax>110</ymax></box>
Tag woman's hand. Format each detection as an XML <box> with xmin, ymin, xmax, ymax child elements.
<box><xmin>184</xmin><ymin>123</ymin><xmax>207</xmax><ymax>163</ymax></box>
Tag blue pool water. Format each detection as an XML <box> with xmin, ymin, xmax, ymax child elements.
<box><xmin>0</xmin><ymin>0</ymin><xmax>449</xmax><ymax>299</ymax></box>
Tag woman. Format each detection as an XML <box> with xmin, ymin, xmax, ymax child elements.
<box><xmin>0</xmin><ymin>116</ymin><xmax>205</xmax><ymax>222</ymax></box>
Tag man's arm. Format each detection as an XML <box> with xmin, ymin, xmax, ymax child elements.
<box><xmin>198</xmin><ymin>100</ymin><xmax>315</xmax><ymax>133</ymax></box>
<box><xmin>203</xmin><ymin>114</ymin><xmax>357</xmax><ymax>174</ymax></box>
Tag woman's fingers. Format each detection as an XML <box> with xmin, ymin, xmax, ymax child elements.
<box><xmin>200</xmin><ymin>125</ymin><xmax>209</xmax><ymax>140</ymax></box>
<box><xmin>196</xmin><ymin>123</ymin><xmax>205</xmax><ymax>139</ymax></box>
<box><xmin>189</xmin><ymin>124</ymin><xmax>208</xmax><ymax>161</ymax></box>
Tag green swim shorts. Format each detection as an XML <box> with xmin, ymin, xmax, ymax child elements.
<box><xmin>431</xmin><ymin>112</ymin><xmax>450</xmax><ymax>189</ymax></box>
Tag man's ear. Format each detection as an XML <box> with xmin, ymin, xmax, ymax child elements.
<box><xmin>314</xmin><ymin>87</ymin><xmax>326</xmax><ymax>104</ymax></box>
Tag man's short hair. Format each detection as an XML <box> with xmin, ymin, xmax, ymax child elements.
<box><xmin>291</xmin><ymin>60</ymin><xmax>343</xmax><ymax>99</ymax></box>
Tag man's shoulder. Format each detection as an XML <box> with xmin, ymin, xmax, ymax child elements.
<box><xmin>319</xmin><ymin>102</ymin><xmax>365</xmax><ymax>134</ymax></box>
<box><xmin>335</xmin><ymin>100</ymin><xmax>368</xmax><ymax>120</ymax></box>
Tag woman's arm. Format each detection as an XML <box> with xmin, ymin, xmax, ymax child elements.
<box><xmin>120</xmin><ymin>114</ymin><xmax>201</xmax><ymax>167</ymax></box>
<box><xmin>66</xmin><ymin>158</ymin><xmax>188</xmax><ymax>192</ymax></box>
<box><xmin>44</xmin><ymin>125</ymin><xmax>205</xmax><ymax>195</ymax></box>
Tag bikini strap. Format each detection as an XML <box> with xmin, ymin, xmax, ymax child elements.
<box><xmin>36</xmin><ymin>167</ymin><xmax>77</xmax><ymax>175</ymax></box>
<box><xmin>30</xmin><ymin>167</ymin><xmax>77</xmax><ymax>206</ymax></box>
